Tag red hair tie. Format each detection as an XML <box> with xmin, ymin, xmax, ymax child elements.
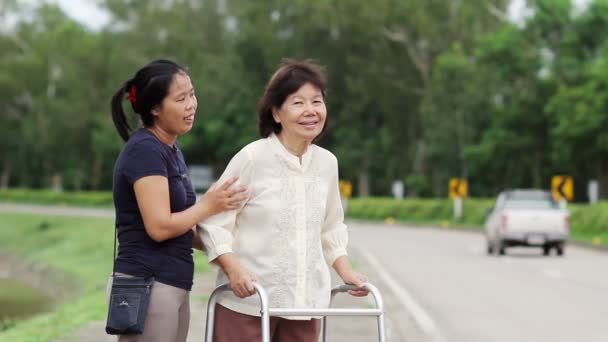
<box><xmin>126</xmin><ymin>84</ymin><xmax>137</xmax><ymax>104</ymax></box>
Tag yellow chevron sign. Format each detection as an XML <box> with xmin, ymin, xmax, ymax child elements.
<box><xmin>552</xmin><ymin>175</ymin><xmax>573</xmax><ymax>201</ymax></box>
<box><xmin>449</xmin><ymin>178</ymin><xmax>468</xmax><ymax>198</ymax></box>
<box><xmin>339</xmin><ymin>180</ymin><xmax>352</xmax><ymax>198</ymax></box>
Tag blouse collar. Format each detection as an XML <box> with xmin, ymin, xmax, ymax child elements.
<box><xmin>268</xmin><ymin>133</ymin><xmax>313</xmax><ymax>172</ymax></box>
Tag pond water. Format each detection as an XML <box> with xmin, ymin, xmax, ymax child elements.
<box><xmin>0</xmin><ymin>278</ymin><xmax>53</xmax><ymax>329</ymax></box>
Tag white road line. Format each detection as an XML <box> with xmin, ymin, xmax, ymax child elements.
<box><xmin>357</xmin><ymin>248</ymin><xmax>447</xmax><ymax>342</ymax></box>
<box><xmin>542</xmin><ymin>269</ymin><xmax>563</xmax><ymax>279</ymax></box>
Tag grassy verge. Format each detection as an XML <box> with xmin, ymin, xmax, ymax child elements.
<box><xmin>346</xmin><ymin>197</ymin><xmax>608</xmax><ymax>246</ymax></box>
<box><xmin>568</xmin><ymin>202</ymin><xmax>608</xmax><ymax>245</ymax></box>
<box><xmin>0</xmin><ymin>189</ymin><xmax>113</xmax><ymax>208</ymax></box>
<box><xmin>0</xmin><ymin>212</ymin><xmax>208</xmax><ymax>342</ymax></box>
<box><xmin>346</xmin><ymin>197</ymin><xmax>493</xmax><ymax>228</ymax></box>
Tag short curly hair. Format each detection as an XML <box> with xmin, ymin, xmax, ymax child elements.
<box><xmin>257</xmin><ymin>59</ymin><xmax>328</xmax><ymax>138</ymax></box>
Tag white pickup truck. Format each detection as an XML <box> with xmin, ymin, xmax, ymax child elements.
<box><xmin>484</xmin><ymin>189</ymin><xmax>569</xmax><ymax>256</ymax></box>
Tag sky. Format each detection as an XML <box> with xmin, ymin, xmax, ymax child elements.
<box><xmin>508</xmin><ymin>0</ymin><xmax>592</xmax><ymax>26</ymax></box>
<box><xmin>52</xmin><ymin>0</ymin><xmax>111</xmax><ymax>30</ymax></box>
<box><xmin>14</xmin><ymin>0</ymin><xmax>112</xmax><ymax>31</ymax></box>
<box><xmin>11</xmin><ymin>0</ymin><xmax>597</xmax><ymax>32</ymax></box>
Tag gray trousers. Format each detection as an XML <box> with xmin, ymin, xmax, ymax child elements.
<box><xmin>107</xmin><ymin>273</ymin><xmax>190</xmax><ymax>342</ymax></box>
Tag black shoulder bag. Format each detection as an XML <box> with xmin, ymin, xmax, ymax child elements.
<box><xmin>105</xmin><ymin>222</ymin><xmax>154</xmax><ymax>335</ymax></box>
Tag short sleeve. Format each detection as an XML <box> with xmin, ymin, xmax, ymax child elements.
<box><xmin>123</xmin><ymin>141</ymin><xmax>168</xmax><ymax>185</ymax></box>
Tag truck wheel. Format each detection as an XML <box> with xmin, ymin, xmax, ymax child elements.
<box><xmin>556</xmin><ymin>245</ymin><xmax>565</xmax><ymax>256</ymax></box>
<box><xmin>498</xmin><ymin>242</ymin><xmax>506</xmax><ymax>256</ymax></box>
<box><xmin>542</xmin><ymin>246</ymin><xmax>550</xmax><ymax>256</ymax></box>
<box><xmin>487</xmin><ymin>242</ymin><xmax>494</xmax><ymax>255</ymax></box>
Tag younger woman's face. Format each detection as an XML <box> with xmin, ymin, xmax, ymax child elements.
<box><xmin>152</xmin><ymin>72</ymin><xmax>197</xmax><ymax>136</ymax></box>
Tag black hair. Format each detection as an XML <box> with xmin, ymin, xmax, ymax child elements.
<box><xmin>110</xmin><ymin>59</ymin><xmax>189</xmax><ymax>141</ymax></box>
<box><xmin>257</xmin><ymin>59</ymin><xmax>328</xmax><ymax>138</ymax></box>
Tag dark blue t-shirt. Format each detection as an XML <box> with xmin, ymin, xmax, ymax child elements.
<box><xmin>112</xmin><ymin>128</ymin><xmax>196</xmax><ymax>291</ymax></box>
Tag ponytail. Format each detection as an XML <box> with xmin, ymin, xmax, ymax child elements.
<box><xmin>111</xmin><ymin>82</ymin><xmax>132</xmax><ymax>142</ymax></box>
<box><xmin>110</xmin><ymin>59</ymin><xmax>188</xmax><ymax>142</ymax></box>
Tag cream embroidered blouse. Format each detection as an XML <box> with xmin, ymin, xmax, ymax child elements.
<box><xmin>199</xmin><ymin>133</ymin><xmax>349</xmax><ymax>319</ymax></box>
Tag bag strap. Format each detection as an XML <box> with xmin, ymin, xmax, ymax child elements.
<box><xmin>112</xmin><ymin>220</ymin><xmax>117</xmax><ymax>277</ymax></box>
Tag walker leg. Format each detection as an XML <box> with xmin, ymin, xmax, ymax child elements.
<box><xmin>322</xmin><ymin>316</ymin><xmax>328</xmax><ymax>342</ymax></box>
<box><xmin>260</xmin><ymin>308</ymin><xmax>270</xmax><ymax>342</ymax></box>
<box><xmin>204</xmin><ymin>284</ymin><xmax>232</xmax><ymax>342</ymax></box>
<box><xmin>377</xmin><ymin>311</ymin><xmax>387</xmax><ymax>342</ymax></box>
<box><xmin>204</xmin><ymin>295</ymin><xmax>218</xmax><ymax>341</ymax></box>
<box><xmin>252</xmin><ymin>282</ymin><xmax>271</xmax><ymax>342</ymax></box>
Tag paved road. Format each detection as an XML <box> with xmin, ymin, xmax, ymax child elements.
<box><xmin>348</xmin><ymin>221</ymin><xmax>608</xmax><ymax>342</ymax></box>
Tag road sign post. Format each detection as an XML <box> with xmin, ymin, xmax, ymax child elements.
<box><xmin>454</xmin><ymin>196</ymin><xmax>463</xmax><ymax>220</ymax></box>
<box><xmin>551</xmin><ymin>175</ymin><xmax>573</xmax><ymax>210</ymax></box>
<box><xmin>588</xmin><ymin>180</ymin><xmax>598</xmax><ymax>205</ymax></box>
<box><xmin>339</xmin><ymin>180</ymin><xmax>352</xmax><ymax>213</ymax></box>
<box><xmin>391</xmin><ymin>180</ymin><xmax>404</xmax><ymax>200</ymax></box>
<box><xmin>449</xmin><ymin>178</ymin><xmax>468</xmax><ymax>220</ymax></box>
<box><xmin>551</xmin><ymin>175</ymin><xmax>573</xmax><ymax>209</ymax></box>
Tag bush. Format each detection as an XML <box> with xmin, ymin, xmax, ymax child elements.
<box><xmin>404</xmin><ymin>175</ymin><xmax>431</xmax><ymax>197</ymax></box>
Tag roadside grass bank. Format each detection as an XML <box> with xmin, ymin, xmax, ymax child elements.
<box><xmin>346</xmin><ymin>197</ymin><xmax>608</xmax><ymax>246</ymax></box>
<box><xmin>0</xmin><ymin>212</ymin><xmax>209</xmax><ymax>342</ymax></box>
<box><xmin>0</xmin><ymin>189</ymin><xmax>113</xmax><ymax>208</ymax></box>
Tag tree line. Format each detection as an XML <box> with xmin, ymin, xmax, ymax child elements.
<box><xmin>1</xmin><ymin>0</ymin><xmax>606</xmax><ymax>200</ymax></box>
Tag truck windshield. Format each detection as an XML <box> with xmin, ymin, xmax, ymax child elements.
<box><xmin>504</xmin><ymin>198</ymin><xmax>558</xmax><ymax>209</ymax></box>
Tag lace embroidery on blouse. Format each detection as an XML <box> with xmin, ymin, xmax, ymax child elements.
<box><xmin>305</xmin><ymin>175</ymin><xmax>328</xmax><ymax>308</ymax></box>
<box><xmin>269</xmin><ymin>153</ymin><xmax>298</xmax><ymax>308</ymax></box>
<box><xmin>267</xmin><ymin>150</ymin><xmax>329</xmax><ymax>309</ymax></box>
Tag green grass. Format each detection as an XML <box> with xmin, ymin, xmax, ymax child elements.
<box><xmin>0</xmin><ymin>189</ymin><xmax>113</xmax><ymax>207</ymax></box>
<box><xmin>347</xmin><ymin>197</ymin><xmax>494</xmax><ymax>228</ymax></box>
<box><xmin>0</xmin><ymin>212</ymin><xmax>209</xmax><ymax>341</ymax></box>
<box><xmin>196</xmin><ymin>293</ymin><xmax>211</xmax><ymax>303</ymax></box>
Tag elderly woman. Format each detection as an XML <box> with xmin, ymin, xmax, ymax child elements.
<box><xmin>200</xmin><ymin>59</ymin><xmax>367</xmax><ymax>342</ymax></box>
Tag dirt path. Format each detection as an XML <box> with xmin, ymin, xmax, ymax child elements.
<box><xmin>0</xmin><ymin>203</ymin><xmax>114</xmax><ymax>218</ymax></box>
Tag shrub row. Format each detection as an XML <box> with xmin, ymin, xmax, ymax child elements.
<box><xmin>346</xmin><ymin>197</ymin><xmax>494</xmax><ymax>227</ymax></box>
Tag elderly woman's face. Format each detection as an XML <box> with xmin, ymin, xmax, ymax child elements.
<box><xmin>272</xmin><ymin>82</ymin><xmax>326</xmax><ymax>143</ymax></box>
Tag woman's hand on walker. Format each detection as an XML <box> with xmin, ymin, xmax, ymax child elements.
<box><xmin>227</xmin><ymin>265</ymin><xmax>259</xmax><ymax>298</ymax></box>
<box><xmin>200</xmin><ymin>176</ymin><xmax>248</xmax><ymax>215</ymax></box>
<box><xmin>340</xmin><ymin>271</ymin><xmax>370</xmax><ymax>297</ymax></box>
